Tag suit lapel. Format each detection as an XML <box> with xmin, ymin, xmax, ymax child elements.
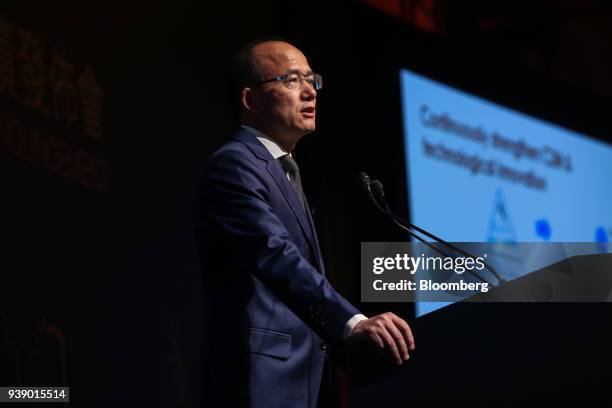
<box><xmin>303</xmin><ymin>197</ymin><xmax>325</xmax><ymax>275</ymax></box>
<box><xmin>266</xmin><ymin>160</ymin><xmax>319</xmax><ymax>259</ymax></box>
<box><xmin>233</xmin><ymin>130</ymin><xmax>319</xmax><ymax>261</ymax></box>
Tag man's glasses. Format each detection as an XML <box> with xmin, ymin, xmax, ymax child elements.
<box><xmin>259</xmin><ymin>72</ymin><xmax>323</xmax><ymax>91</ymax></box>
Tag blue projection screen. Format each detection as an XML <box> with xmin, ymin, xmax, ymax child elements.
<box><xmin>399</xmin><ymin>69</ymin><xmax>612</xmax><ymax>316</ymax></box>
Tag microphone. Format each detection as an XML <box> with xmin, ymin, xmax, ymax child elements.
<box><xmin>358</xmin><ymin>172</ymin><xmax>372</xmax><ymax>194</ymax></box>
<box><xmin>370</xmin><ymin>179</ymin><xmax>493</xmax><ymax>285</ymax></box>
<box><xmin>360</xmin><ymin>172</ymin><xmax>503</xmax><ymax>285</ymax></box>
<box><xmin>370</xmin><ymin>180</ymin><xmax>432</xmax><ymax>245</ymax></box>
<box><xmin>360</xmin><ymin>173</ymin><xmax>453</xmax><ymax>261</ymax></box>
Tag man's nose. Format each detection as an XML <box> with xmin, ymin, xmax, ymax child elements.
<box><xmin>301</xmin><ymin>82</ymin><xmax>316</xmax><ymax>100</ymax></box>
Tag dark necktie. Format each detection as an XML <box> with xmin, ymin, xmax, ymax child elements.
<box><xmin>278</xmin><ymin>154</ymin><xmax>307</xmax><ymax>213</ymax></box>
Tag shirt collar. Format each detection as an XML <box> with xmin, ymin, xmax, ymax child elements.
<box><xmin>241</xmin><ymin>125</ymin><xmax>289</xmax><ymax>159</ymax></box>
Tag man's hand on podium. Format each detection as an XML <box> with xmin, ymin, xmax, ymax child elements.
<box><xmin>349</xmin><ymin>312</ymin><xmax>415</xmax><ymax>365</ymax></box>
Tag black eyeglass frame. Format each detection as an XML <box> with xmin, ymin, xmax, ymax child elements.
<box><xmin>258</xmin><ymin>72</ymin><xmax>323</xmax><ymax>91</ymax></box>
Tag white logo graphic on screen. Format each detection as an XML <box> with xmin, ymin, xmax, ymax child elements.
<box><xmin>487</xmin><ymin>188</ymin><xmax>515</xmax><ymax>243</ymax></box>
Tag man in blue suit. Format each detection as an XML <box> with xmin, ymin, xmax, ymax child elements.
<box><xmin>197</xmin><ymin>39</ymin><xmax>415</xmax><ymax>407</ymax></box>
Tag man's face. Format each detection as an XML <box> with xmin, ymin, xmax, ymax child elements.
<box><xmin>248</xmin><ymin>42</ymin><xmax>317</xmax><ymax>140</ymax></box>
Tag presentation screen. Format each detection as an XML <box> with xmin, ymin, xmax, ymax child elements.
<box><xmin>399</xmin><ymin>69</ymin><xmax>612</xmax><ymax>316</ymax></box>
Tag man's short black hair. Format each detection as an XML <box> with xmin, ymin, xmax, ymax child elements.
<box><xmin>231</xmin><ymin>36</ymin><xmax>292</xmax><ymax>96</ymax></box>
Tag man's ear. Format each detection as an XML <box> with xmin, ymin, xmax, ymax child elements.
<box><xmin>241</xmin><ymin>87</ymin><xmax>255</xmax><ymax>113</ymax></box>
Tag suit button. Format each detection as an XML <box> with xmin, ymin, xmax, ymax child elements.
<box><xmin>320</xmin><ymin>342</ymin><xmax>328</xmax><ymax>351</ymax></box>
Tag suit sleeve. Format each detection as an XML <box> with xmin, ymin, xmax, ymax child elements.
<box><xmin>200</xmin><ymin>149</ymin><xmax>360</xmax><ymax>343</ymax></box>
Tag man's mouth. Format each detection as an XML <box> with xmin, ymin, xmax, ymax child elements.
<box><xmin>301</xmin><ymin>107</ymin><xmax>315</xmax><ymax>118</ymax></box>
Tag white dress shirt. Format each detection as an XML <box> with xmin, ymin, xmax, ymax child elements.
<box><xmin>241</xmin><ymin>125</ymin><xmax>368</xmax><ymax>339</ymax></box>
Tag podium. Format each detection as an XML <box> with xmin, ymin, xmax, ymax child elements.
<box><xmin>346</xmin><ymin>253</ymin><xmax>612</xmax><ymax>407</ymax></box>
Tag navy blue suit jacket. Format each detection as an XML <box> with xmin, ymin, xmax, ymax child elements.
<box><xmin>197</xmin><ymin>129</ymin><xmax>360</xmax><ymax>407</ymax></box>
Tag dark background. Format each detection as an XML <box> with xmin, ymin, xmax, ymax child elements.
<box><xmin>1</xmin><ymin>0</ymin><xmax>611</xmax><ymax>406</ymax></box>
